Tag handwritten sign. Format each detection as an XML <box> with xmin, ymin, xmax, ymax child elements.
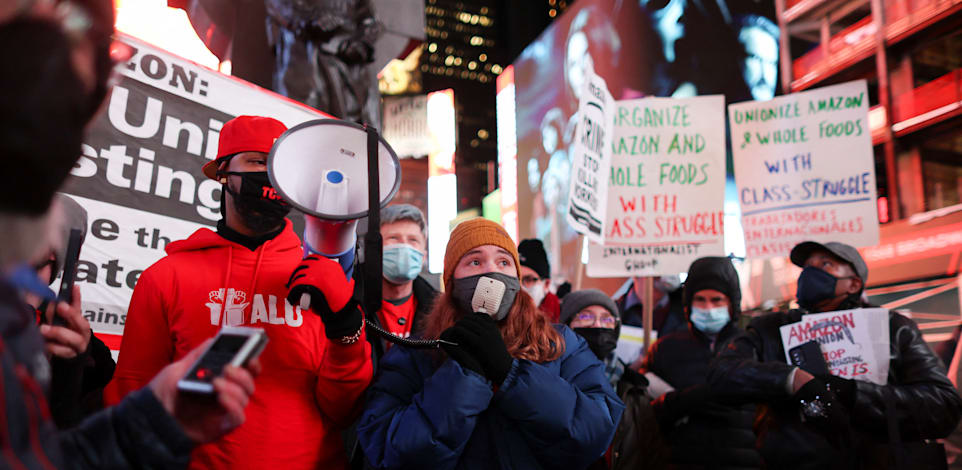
<box><xmin>780</xmin><ymin>308</ymin><xmax>890</xmax><ymax>385</ymax></box>
<box><xmin>587</xmin><ymin>95</ymin><xmax>726</xmax><ymax>277</ymax></box>
<box><xmin>566</xmin><ymin>67</ymin><xmax>614</xmax><ymax>243</ymax></box>
<box><xmin>730</xmin><ymin>80</ymin><xmax>879</xmax><ymax>259</ymax></box>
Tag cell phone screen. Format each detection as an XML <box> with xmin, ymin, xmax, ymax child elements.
<box><xmin>183</xmin><ymin>334</ymin><xmax>250</xmax><ymax>383</ymax></box>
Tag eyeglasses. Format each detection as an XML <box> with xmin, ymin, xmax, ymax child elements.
<box><xmin>572</xmin><ymin>311</ymin><xmax>618</xmax><ymax>328</ymax></box>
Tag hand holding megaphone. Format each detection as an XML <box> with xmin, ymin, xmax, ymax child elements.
<box><xmin>269</xmin><ymin>120</ymin><xmax>453</xmax><ymax>349</ymax></box>
<box><xmin>285</xmin><ymin>255</ymin><xmax>363</xmax><ymax>343</ymax></box>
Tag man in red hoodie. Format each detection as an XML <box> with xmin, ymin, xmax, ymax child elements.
<box><xmin>106</xmin><ymin>115</ymin><xmax>374</xmax><ymax>469</ymax></box>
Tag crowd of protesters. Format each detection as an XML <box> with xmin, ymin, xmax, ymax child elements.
<box><xmin>3</xmin><ymin>1</ymin><xmax>962</xmax><ymax>469</ymax></box>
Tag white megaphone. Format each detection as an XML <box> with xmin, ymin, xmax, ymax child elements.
<box><xmin>267</xmin><ymin>119</ymin><xmax>401</xmax><ymax>309</ymax></box>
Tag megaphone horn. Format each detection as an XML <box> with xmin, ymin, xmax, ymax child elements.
<box><xmin>267</xmin><ymin>119</ymin><xmax>401</xmax><ymax>282</ymax></box>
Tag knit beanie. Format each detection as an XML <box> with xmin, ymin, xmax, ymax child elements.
<box><xmin>682</xmin><ymin>256</ymin><xmax>742</xmax><ymax>315</ymax></box>
<box><xmin>443</xmin><ymin>218</ymin><xmax>520</xmax><ymax>287</ymax></box>
<box><xmin>518</xmin><ymin>238</ymin><xmax>551</xmax><ymax>279</ymax></box>
<box><xmin>560</xmin><ymin>289</ymin><xmax>620</xmax><ymax>325</ymax></box>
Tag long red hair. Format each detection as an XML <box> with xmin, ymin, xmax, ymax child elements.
<box><xmin>423</xmin><ymin>288</ymin><xmax>564</xmax><ymax>362</ymax></box>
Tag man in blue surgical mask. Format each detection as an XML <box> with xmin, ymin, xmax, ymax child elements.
<box><xmin>374</xmin><ymin>204</ymin><xmax>437</xmax><ymax>346</ymax></box>
<box><xmin>711</xmin><ymin>241</ymin><xmax>962</xmax><ymax>469</ymax></box>
<box><xmin>641</xmin><ymin>256</ymin><xmax>761</xmax><ymax>468</ymax></box>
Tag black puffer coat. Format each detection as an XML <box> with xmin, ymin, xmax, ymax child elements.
<box><xmin>710</xmin><ymin>298</ymin><xmax>962</xmax><ymax>470</ymax></box>
<box><xmin>641</xmin><ymin>257</ymin><xmax>762</xmax><ymax>469</ymax></box>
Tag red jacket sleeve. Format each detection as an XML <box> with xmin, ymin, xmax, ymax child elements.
<box><xmin>314</xmin><ymin>307</ymin><xmax>374</xmax><ymax>428</ymax></box>
<box><xmin>104</xmin><ymin>269</ymin><xmax>174</xmax><ymax>405</ymax></box>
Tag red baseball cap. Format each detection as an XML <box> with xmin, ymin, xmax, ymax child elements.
<box><xmin>202</xmin><ymin>115</ymin><xmax>288</xmax><ymax>180</ymax></box>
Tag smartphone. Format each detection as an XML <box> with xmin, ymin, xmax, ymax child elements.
<box><xmin>788</xmin><ymin>340</ymin><xmax>830</xmax><ymax>376</ymax></box>
<box><xmin>51</xmin><ymin>228</ymin><xmax>84</xmax><ymax>327</ymax></box>
<box><xmin>177</xmin><ymin>327</ymin><xmax>268</xmax><ymax>394</ymax></box>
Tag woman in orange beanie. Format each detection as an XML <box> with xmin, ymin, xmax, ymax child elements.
<box><xmin>358</xmin><ymin>218</ymin><xmax>624</xmax><ymax>469</ymax></box>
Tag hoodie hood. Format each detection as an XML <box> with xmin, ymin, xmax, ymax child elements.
<box><xmin>683</xmin><ymin>256</ymin><xmax>742</xmax><ymax>320</ymax></box>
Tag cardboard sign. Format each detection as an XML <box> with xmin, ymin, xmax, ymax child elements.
<box><xmin>730</xmin><ymin>80</ymin><xmax>880</xmax><ymax>259</ymax></box>
<box><xmin>566</xmin><ymin>67</ymin><xmax>614</xmax><ymax>243</ymax></box>
<box><xmin>587</xmin><ymin>95</ymin><xmax>727</xmax><ymax>277</ymax></box>
<box><xmin>779</xmin><ymin>308</ymin><xmax>890</xmax><ymax>385</ymax></box>
<box><xmin>62</xmin><ymin>34</ymin><xmax>323</xmax><ymax>352</ymax></box>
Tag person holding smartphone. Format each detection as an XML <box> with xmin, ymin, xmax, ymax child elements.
<box><xmin>357</xmin><ymin>218</ymin><xmax>623</xmax><ymax>469</ymax></box>
<box><xmin>106</xmin><ymin>115</ymin><xmax>374</xmax><ymax>469</ymax></box>
<box><xmin>710</xmin><ymin>241</ymin><xmax>962</xmax><ymax>469</ymax></box>
<box><xmin>0</xmin><ymin>1</ymin><xmax>261</xmax><ymax>468</ymax></box>
<box><xmin>22</xmin><ymin>194</ymin><xmax>116</xmax><ymax>428</ymax></box>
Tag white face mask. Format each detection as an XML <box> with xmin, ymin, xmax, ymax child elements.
<box><xmin>523</xmin><ymin>282</ymin><xmax>546</xmax><ymax>306</ymax></box>
<box><xmin>690</xmin><ymin>306</ymin><xmax>730</xmax><ymax>334</ymax></box>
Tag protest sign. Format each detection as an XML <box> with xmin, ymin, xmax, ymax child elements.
<box><xmin>61</xmin><ymin>33</ymin><xmax>323</xmax><ymax>353</ymax></box>
<box><xmin>566</xmin><ymin>67</ymin><xmax>614</xmax><ymax>243</ymax></box>
<box><xmin>779</xmin><ymin>308</ymin><xmax>890</xmax><ymax>385</ymax></box>
<box><xmin>383</xmin><ymin>94</ymin><xmax>430</xmax><ymax>158</ymax></box>
<box><xmin>587</xmin><ymin>95</ymin><xmax>726</xmax><ymax>277</ymax></box>
<box><xmin>615</xmin><ymin>324</ymin><xmax>658</xmax><ymax>365</ymax></box>
<box><xmin>730</xmin><ymin>80</ymin><xmax>879</xmax><ymax>259</ymax></box>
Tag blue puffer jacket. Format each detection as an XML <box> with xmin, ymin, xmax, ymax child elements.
<box><xmin>358</xmin><ymin>325</ymin><xmax>625</xmax><ymax>470</ymax></box>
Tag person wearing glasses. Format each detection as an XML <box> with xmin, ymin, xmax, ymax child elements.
<box><xmin>561</xmin><ymin>289</ymin><xmax>670</xmax><ymax>470</ymax></box>
<box><xmin>640</xmin><ymin>257</ymin><xmax>762</xmax><ymax>469</ymax></box>
<box><xmin>518</xmin><ymin>239</ymin><xmax>561</xmax><ymax>322</ymax></box>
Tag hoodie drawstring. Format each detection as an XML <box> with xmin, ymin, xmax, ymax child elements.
<box><xmin>219</xmin><ymin>246</ymin><xmax>233</xmax><ymax>326</ymax></box>
<box><xmin>248</xmin><ymin>244</ymin><xmax>266</xmax><ymax>311</ymax></box>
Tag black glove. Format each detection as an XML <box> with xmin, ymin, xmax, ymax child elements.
<box><xmin>793</xmin><ymin>378</ymin><xmax>850</xmax><ymax>439</ymax></box>
<box><xmin>819</xmin><ymin>374</ymin><xmax>857</xmax><ymax>408</ymax></box>
<box><xmin>440</xmin><ymin>329</ymin><xmax>484</xmax><ymax>377</ymax></box>
<box><xmin>440</xmin><ymin>313</ymin><xmax>513</xmax><ymax>385</ymax></box>
<box><xmin>285</xmin><ymin>256</ymin><xmax>362</xmax><ymax>340</ymax></box>
<box><xmin>654</xmin><ymin>385</ymin><xmax>728</xmax><ymax>429</ymax></box>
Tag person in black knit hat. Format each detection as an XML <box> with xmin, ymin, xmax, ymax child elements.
<box><xmin>641</xmin><ymin>256</ymin><xmax>762</xmax><ymax>469</ymax></box>
<box><xmin>518</xmin><ymin>238</ymin><xmax>561</xmax><ymax>322</ymax></box>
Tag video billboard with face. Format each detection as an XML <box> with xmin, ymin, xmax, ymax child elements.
<box><xmin>513</xmin><ymin>0</ymin><xmax>779</xmax><ymax>283</ymax></box>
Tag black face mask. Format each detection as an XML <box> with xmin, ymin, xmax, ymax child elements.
<box><xmin>222</xmin><ymin>171</ymin><xmax>291</xmax><ymax>233</ymax></box>
<box><xmin>574</xmin><ymin>327</ymin><xmax>619</xmax><ymax>361</ymax></box>
<box><xmin>0</xmin><ymin>20</ymin><xmax>92</xmax><ymax>215</ymax></box>
<box><xmin>796</xmin><ymin>266</ymin><xmax>850</xmax><ymax>311</ymax></box>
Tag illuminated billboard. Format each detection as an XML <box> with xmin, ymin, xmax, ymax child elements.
<box><xmin>513</xmin><ymin>0</ymin><xmax>779</xmax><ymax>282</ymax></box>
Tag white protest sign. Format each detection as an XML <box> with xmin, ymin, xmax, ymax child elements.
<box><xmin>383</xmin><ymin>94</ymin><xmax>430</xmax><ymax>158</ymax></box>
<box><xmin>780</xmin><ymin>308</ymin><xmax>890</xmax><ymax>385</ymax></box>
<box><xmin>615</xmin><ymin>324</ymin><xmax>657</xmax><ymax>365</ymax></box>
<box><xmin>730</xmin><ymin>80</ymin><xmax>879</xmax><ymax>259</ymax></box>
<box><xmin>566</xmin><ymin>67</ymin><xmax>614</xmax><ymax>243</ymax></box>
<box><xmin>587</xmin><ymin>95</ymin><xmax>726</xmax><ymax>277</ymax></box>
<box><xmin>62</xmin><ymin>33</ymin><xmax>323</xmax><ymax>352</ymax></box>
